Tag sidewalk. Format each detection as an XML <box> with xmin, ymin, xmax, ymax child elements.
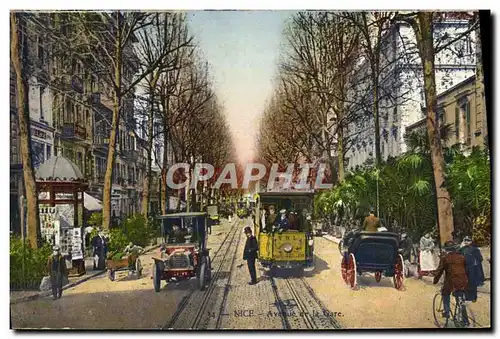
<box><xmin>10</xmin><ymin>243</ymin><xmax>161</xmax><ymax>305</ymax></box>
<box><xmin>322</xmin><ymin>233</ymin><xmax>341</xmax><ymax>244</ymax></box>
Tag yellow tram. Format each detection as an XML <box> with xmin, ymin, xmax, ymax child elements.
<box><xmin>253</xmin><ymin>192</ymin><xmax>315</xmax><ymax>271</ymax></box>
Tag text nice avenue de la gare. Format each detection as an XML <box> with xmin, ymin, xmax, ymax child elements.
<box><xmin>165</xmin><ymin>163</ymin><xmax>332</xmax><ymax>190</ymax></box>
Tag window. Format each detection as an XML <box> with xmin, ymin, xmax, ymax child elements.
<box><xmin>436</xmin><ymin>108</ymin><xmax>445</xmax><ymax>126</ymax></box>
<box><xmin>77</xmin><ymin>152</ymin><xmax>83</xmax><ymax>172</ymax></box>
<box><xmin>46</xmin><ymin>145</ymin><xmax>51</xmax><ymax>159</ymax></box>
<box><xmin>464</xmin><ymin>101</ymin><xmax>471</xmax><ymax>145</ymax></box>
<box><xmin>455</xmin><ymin>106</ymin><xmax>460</xmax><ymax>139</ymax></box>
<box><xmin>466</xmin><ymin>35</ymin><xmax>473</xmax><ymax>55</ymax></box>
<box><xmin>31</xmin><ymin>141</ymin><xmax>45</xmax><ymax>169</ymax></box>
<box><xmin>38</xmin><ymin>36</ymin><xmax>44</xmax><ymax>64</ymax></box>
<box><xmin>39</xmin><ymin>87</ymin><xmax>44</xmax><ymax>121</ymax></box>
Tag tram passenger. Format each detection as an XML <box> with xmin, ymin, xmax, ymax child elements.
<box><xmin>265</xmin><ymin>205</ymin><xmax>278</xmax><ymax>232</ymax></box>
<box><xmin>288</xmin><ymin>210</ymin><xmax>298</xmax><ymax>230</ymax></box>
<box><xmin>261</xmin><ymin>208</ymin><xmax>267</xmax><ymax>232</ymax></box>
<box><xmin>276</xmin><ymin>209</ymin><xmax>290</xmax><ymax>233</ymax></box>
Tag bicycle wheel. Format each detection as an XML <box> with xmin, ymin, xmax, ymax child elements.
<box><xmin>454</xmin><ymin>299</ymin><xmax>476</xmax><ymax>328</ymax></box>
<box><xmin>464</xmin><ymin>305</ymin><xmax>476</xmax><ymax>328</ymax></box>
<box><xmin>433</xmin><ymin>293</ymin><xmax>448</xmax><ymax>328</ymax></box>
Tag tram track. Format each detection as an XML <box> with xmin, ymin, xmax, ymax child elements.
<box><xmin>269</xmin><ymin>273</ymin><xmax>342</xmax><ymax>329</ymax></box>
<box><xmin>163</xmin><ymin>218</ymin><xmax>243</xmax><ymax>330</ymax></box>
<box><xmin>192</xmin><ymin>219</ymin><xmax>243</xmax><ymax>329</ymax></box>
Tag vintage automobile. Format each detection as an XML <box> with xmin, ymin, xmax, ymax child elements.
<box><xmin>152</xmin><ymin>212</ymin><xmax>212</xmax><ymax>292</ymax></box>
<box><xmin>207</xmin><ymin>204</ymin><xmax>220</xmax><ymax>225</ymax></box>
<box><xmin>254</xmin><ymin>192</ymin><xmax>315</xmax><ymax>273</ymax></box>
<box><xmin>340</xmin><ymin>231</ymin><xmax>405</xmax><ymax>290</ymax></box>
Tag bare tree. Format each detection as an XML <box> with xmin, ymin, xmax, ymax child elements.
<box><xmin>66</xmin><ymin>12</ymin><xmax>190</xmax><ymax>229</ymax></box>
<box><xmin>342</xmin><ymin>12</ymin><xmax>398</xmax><ymax>167</ymax></box>
<box><xmin>10</xmin><ymin>12</ymin><xmax>40</xmax><ymax>248</ymax></box>
<box><xmin>134</xmin><ymin>12</ymin><xmax>193</xmax><ymax>218</ymax></box>
<box><xmin>280</xmin><ymin>11</ymin><xmax>361</xmax><ymax>182</ymax></box>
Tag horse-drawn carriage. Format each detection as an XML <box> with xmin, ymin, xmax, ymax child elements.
<box><xmin>340</xmin><ymin>231</ymin><xmax>405</xmax><ymax>290</ymax></box>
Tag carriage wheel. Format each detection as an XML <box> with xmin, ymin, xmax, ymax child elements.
<box><xmin>198</xmin><ymin>262</ymin><xmax>207</xmax><ymax>291</ymax></box>
<box><xmin>346</xmin><ymin>253</ymin><xmax>357</xmax><ymax>289</ymax></box>
<box><xmin>393</xmin><ymin>254</ymin><xmax>405</xmax><ymax>290</ymax></box>
<box><xmin>135</xmin><ymin>258</ymin><xmax>143</xmax><ymax>278</ymax></box>
<box><xmin>108</xmin><ymin>269</ymin><xmax>115</xmax><ymax>281</ymax></box>
<box><xmin>341</xmin><ymin>254</ymin><xmax>348</xmax><ymax>284</ymax></box>
<box><xmin>375</xmin><ymin>271</ymin><xmax>382</xmax><ymax>283</ymax></box>
<box><xmin>205</xmin><ymin>257</ymin><xmax>212</xmax><ymax>282</ymax></box>
<box><xmin>338</xmin><ymin>240</ymin><xmax>344</xmax><ymax>256</ymax></box>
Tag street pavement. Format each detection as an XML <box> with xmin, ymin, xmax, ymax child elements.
<box><xmin>10</xmin><ymin>220</ymin><xmax>491</xmax><ymax>329</ymax></box>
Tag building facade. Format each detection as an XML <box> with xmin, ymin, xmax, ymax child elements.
<box><xmin>405</xmin><ymin>75</ymin><xmax>487</xmax><ymax>152</ymax></box>
<box><xmin>346</xmin><ymin>15</ymin><xmax>477</xmax><ymax>170</ymax></box>
<box><xmin>10</xmin><ymin>12</ymin><xmax>153</xmax><ymax>233</ymax></box>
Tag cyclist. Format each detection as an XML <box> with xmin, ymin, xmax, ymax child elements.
<box><xmin>433</xmin><ymin>240</ymin><xmax>469</xmax><ymax>326</ymax></box>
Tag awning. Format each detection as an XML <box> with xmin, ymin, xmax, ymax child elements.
<box><xmin>84</xmin><ymin>192</ymin><xmax>103</xmax><ymax>211</ymax></box>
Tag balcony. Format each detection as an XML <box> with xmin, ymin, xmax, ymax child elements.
<box><xmin>89</xmin><ymin>92</ymin><xmax>101</xmax><ymax>106</ymax></box>
<box><xmin>94</xmin><ymin>135</ymin><xmax>109</xmax><ymax>151</ymax></box>
<box><xmin>71</xmin><ymin>75</ymin><xmax>84</xmax><ymax>93</ymax></box>
<box><xmin>122</xmin><ymin>149</ymin><xmax>139</xmax><ymax>162</ymax></box>
<box><xmin>62</xmin><ymin>123</ymin><xmax>86</xmax><ymax>140</ymax></box>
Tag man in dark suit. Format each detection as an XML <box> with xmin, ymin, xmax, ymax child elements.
<box><xmin>47</xmin><ymin>246</ymin><xmax>67</xmax><ymax>300</ymax></box>
<box><xmin>91</xmin><ymin>230</ymin><xmax>108</xmax><ymax>270</ymax></box>
<box><xmin>243</xmin><ymin>226</ymin><xmax>258</xmax><ymax>285</ymax></box>
<box><xmin>460</xmin><ymin>236</ymin><xmax>485</xmax><ymax>302</ymax></box>
<box><xmin>433</xmin><ymin>241</ymin><xmax>469</xmax><ymax>324</ymax></box>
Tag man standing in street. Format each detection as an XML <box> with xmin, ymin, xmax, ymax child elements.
<box><xmin>460</xmin><ymin>236</ymin><xmax>485</xmax><ymax>302</ymax></box>
<box><xmin>363</xmin><ymin>208</ymin><xmax>380</xmax><ymax>232</ymax></box>
<box><xmin>243</xmin><ymin>226</ymin><xmax>258</xmax><ymax>285</ymax></box>
<box><xmin>47</xmin><ymin>246</ymin><xmax>67</xmax><ymax>300</ymax></box>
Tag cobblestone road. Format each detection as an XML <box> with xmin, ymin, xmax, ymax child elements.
<box><xmin>10</xmin><ymin>220</ymin><xmax>490</xmax><ymax>330</ymax></box>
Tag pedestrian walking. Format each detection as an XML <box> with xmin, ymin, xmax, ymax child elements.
<box><xmin>363</xmin><ymin>208</ymin><xmax>380</xmax><ymax>232</ymax></box>
<box><xmin>243</xmin><ymin>226</ymin><xmax>258</xmax><ymax>285</ymax></box>
<box><xmin>460</xmin><ymin>236</ymin><xmax>485</xmax><ymax>302</ymax></box>
<box><xmin>91</xmin><ymin>229</ymin><xmax>108</xmax><ymax>270</ymax></box>
<box><xmin>47</xmin><ymin>246</ymin><xmax>67</xmax><ymax>300</ymax></box>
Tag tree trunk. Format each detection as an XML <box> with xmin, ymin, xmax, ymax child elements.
<box><xmin>160</xmin><ymin>166</ymin><xmax>167</xmax><ymax>214</ymax></box>
<box><xmin>11</xmin><ymin>13</ymin><xmax>40</xmax><ymax>248</ymax></box>
<box><xmin>141</xmin><ymin>112</ymin><xmax>153</xmax><ymax>216</ymax></box>
<box><xmin>414</xmin><ymin>12</ymin><xmax>454</xmax><ymax>245</ymax></box>
<box><xmin>337</xmin><ymin>122</ymin><xmax>345</xmax><ymax>182</ymax></box>
<box><xmin>102</xmin><ymin>13</ymin><xmax>122</xmax><ymax>230</ymax></box>
<box><xmin>141</xmin><ymin>74</ymin><xmax>160</xmax><ymax>217</ymax></box>
<box><xmin>372</xmin><ymin>72</ymin><xmax>382</xmax><ymax>166</ymax></box>
<box><xmin>160</xmin><ymin>122</ymin><xmax>169</xmax><ymax>215</ymax></box>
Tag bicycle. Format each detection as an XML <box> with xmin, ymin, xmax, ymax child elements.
<box><xmin>433</xmin><ymin>291</ymin><xmax>476</xmax><ymax>328</ymax></box>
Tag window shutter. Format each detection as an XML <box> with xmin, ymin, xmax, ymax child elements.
<box><xmin>455</xmin><ymin>106</ymin><xmax>460</xmax><ymax>138</ymax></box>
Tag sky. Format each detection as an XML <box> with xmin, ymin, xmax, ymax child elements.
<box><xmin>187</xmin><ymin>11</ymin><xmax>296</xmax><ymax>164</ymax></box>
